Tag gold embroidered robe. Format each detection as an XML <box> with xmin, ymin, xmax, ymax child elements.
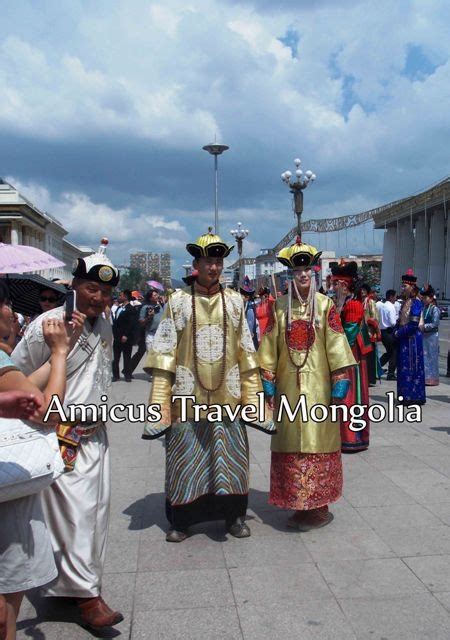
<box><xmin>259</xmin><ymin>293</ymin><xmax>356</xmax><ymax>454</ymax></box>
<box><xmin>143</xmin><ymin>285</ymin><xmax>272</xmax><ymax>436</ymax></box>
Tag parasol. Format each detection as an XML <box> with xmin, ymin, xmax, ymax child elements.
<box><xmin>0</xmin><ymin>243</ymin><xmax>65</xmax><ymax>273</ymax></box>
<box><xmin>2</xmin><ymin>274</ymin><xmax>67</xmax><ymax>317</ymax></box>
<box><xmin>146</xmin><ymin>280</ymin><xmax>164</xmax><ymax>292</ymax></box>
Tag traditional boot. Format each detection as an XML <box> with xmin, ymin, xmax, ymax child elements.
<box><xmin>166</xmin><ymin>528</ymin><xmax>189</xmax><ymax>542</ymax></box>
<box><xmin>226</xmin><ymin>516</ymin><xmax>251</xmax><ymax>538</ymax></box>
<box><xmin>295</xmin><ymin>506</ymin><xmax>334</xmax><ymax>532</ymax></box>
<box><xmin>286</xmin><ymin>510</ymin><xmax>307</xmax><ymax>528</ymax></box>
<box><xmin>76</xmin><ymin>596</ymin><xmax>124</xmax><ymax>629</ymax></box>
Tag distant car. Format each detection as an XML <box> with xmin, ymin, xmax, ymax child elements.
<box><xmin>438</xmin><ymin>304</ymin><xmax>448</xmax><ymax>319</ymax></box>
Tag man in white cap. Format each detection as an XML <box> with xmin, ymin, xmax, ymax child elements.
<box><xmin>12</xmin><ymin>239</ymin><xmax>123</xmax><ymax>631</ymax></box>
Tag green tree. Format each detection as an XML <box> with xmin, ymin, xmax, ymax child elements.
<box><xmin>119</xmin><ymin>267</ymin><xmax>144</xmax><ymax>291</ymax></box>
<box><xmin>359</xmin><ymin>262</ymin><xmax>381</xmax><ymax>291</ymax></box>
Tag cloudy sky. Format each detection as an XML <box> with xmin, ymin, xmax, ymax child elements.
<box><xmin>1</xmin><ymin>0</ymin><xmax>449</xmax><ymax>277</ymax></box>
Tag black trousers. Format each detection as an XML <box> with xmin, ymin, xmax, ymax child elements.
<box><xmin>130</xmin><ymin>339</ymin><xmax>146</xmax><ymax>373</ymax></box>
<box><xmin>380</xmin><ymin>328</ymin><xmax>397</xmax><ymax>376</ymax></box>
<box><xmin>112</xmin><ymin>339</ymin><xmax>133</xmax><ymax>380</ymax></box>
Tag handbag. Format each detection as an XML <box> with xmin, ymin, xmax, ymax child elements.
<box><xmin>0</xmin><ymin>418</ymin><xmax>64</xmax><ymax>503</ymax></box>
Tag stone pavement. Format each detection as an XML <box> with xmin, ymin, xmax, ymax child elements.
<box><xmin>17</xmin><ymin>372</ymin><xmax>450</xmax><ymax>639</ymax></box>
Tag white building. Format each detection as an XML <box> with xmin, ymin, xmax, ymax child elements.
<box><xmin>0</xmin><ymin>179</ymin><xmax>92</xmax><ymax>279</ymax></box>
<box><xmin>373</xmin><ymin>176</ymin><xmax>450</xmax><ymax>297</ymax></box>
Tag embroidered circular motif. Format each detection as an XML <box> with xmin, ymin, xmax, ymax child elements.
<box><xmin>196</xmin><ymin>325</ymin><xmax>225</xmax><ymax>362</ymax></box>
<box><xmin>152</xmin><ymin>318</ymin><xmax>177</xmax><ymax>353</ymax></box>
<box><xmin>287</xmin><ymin>319</ymin><xmax>315</xmax><ymax>352</ymax></box>
<box><xmin>98</xmin><ymin>265</ymin><xmax>113</xmax><ymax>282</ymax></box>
<box><xmin>327</xmin><ymin>305</ymin><xmax>344</xmax><ymax>334</ymax></box>
<box><xmin>226</xmin><ymin>364</ymin><xmax>241</xmax><ymax>399</ymax></box>
<box><xmin>173</xmin><ymin>366</ymin><xmax>195</xmax><ymax>395</ymax></box>
<box><xmin>225</xmin><ymin>294</ymin><xmax>242</xmax><ymax>329</ymax></box>
<box><xmin>240</xmin><ymin>319</ymin><xmax>256</xmax><ymax>353</ymax></box>
<box><xmin>170</xmin><ymin>293</ymin><xmax>192</xmax><ymax>331</ymax></box>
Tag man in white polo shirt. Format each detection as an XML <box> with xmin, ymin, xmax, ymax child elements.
<box><xmin>378</xmin><ymin>289</ymin><xmax>398</xmax><ymax>380</ymax></box>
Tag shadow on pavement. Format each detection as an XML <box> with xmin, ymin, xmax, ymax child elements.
<box><xmin>427</xmin><ymin>395</ymin><xmax>450</xmax><ymax>403</ymax></box>
<box><xmin>122</xmin><ymin>488</ymin><xmax>289</xmax><ymax>537</ymax></box>
<box><xmin>17</xmin><ymin>593</ymin><xmax>122</xmax><ymax>638</ymax></box>
<box><xmin>122</xmin><ymin>492</ymin><xmax>166</xmax><ymax>531</ymax></box>
<box><xmin>430</xmin><ymin>426</ymin><xmax>450</xmax><ymax>434</ymax></box>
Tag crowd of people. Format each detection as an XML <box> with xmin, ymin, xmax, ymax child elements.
<box><xmin>0</xmin><ymin>230</ymin><xmax>447</xmax><ymax>638</ymax></box>
<box><xmin>110</xmin><ymin>288</ymin><xmax>165</xmax><ymax>382</ymax></box>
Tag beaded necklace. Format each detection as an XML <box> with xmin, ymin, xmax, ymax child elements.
<box><xmin>285</xmin><ymin>281</ymin><xmax>314</xmax><ymax>388</ymax></box>
<box><xmin>191</xmin><ymin>282</ymin><xmax>227</xmax><ymax>402</ymax></box>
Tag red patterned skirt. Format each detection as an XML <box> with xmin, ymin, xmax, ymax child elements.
<box><xmin>269</xmin><ymin>451</ymin><xmax>343</xmax><ymax>511</ymax></box>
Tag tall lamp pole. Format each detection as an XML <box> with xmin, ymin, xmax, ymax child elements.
<box><xmin>230</xmin><ymin>222</ymin><xmax>249</xmax><ymax>285</ymax></box>
<box><xmin>202</xmin><ymin>142</ymin><xmax>229</xmax><ymax>235</ymax></box>
<box><xmin>281</xmin><ymin>158</ymin><xmax>316</xmax><ymax>238</ymax></box>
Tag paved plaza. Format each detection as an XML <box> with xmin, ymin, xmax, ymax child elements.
<box><xmin>17</xmin><ymin>368</ymin><xmax>450</xmax><ymax>639</ymax></box>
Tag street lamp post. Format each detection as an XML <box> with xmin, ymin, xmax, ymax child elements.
<box><xmin>203</xmin><ymin>142</ymin><xmax>229</xmax><ymax>235</ymax></box>
<box><xmin>230</xmin><ymin>221</ymin><xmax>249</xmax><ymax>285</ymax></box>
<box><xmin>281</xmin><ymin>158</ymin><xmax>316</xmax><ymax>238</ymax></box>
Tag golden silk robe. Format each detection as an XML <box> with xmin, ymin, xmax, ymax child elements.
<box><xmin>143</xmin><ymin>285</ymin><xmax>272</xmax><ymax>435</ymax></box>
<box><xmin>259</xmin><ymin>293</ymin><xmax>356</xmax><ymax>454</ymax></box>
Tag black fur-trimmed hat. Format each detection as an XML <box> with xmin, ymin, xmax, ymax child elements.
<box><xmin>72</xmin><ymin>238</ymin><xmax>120</xmax><ymax>287</ymax></box>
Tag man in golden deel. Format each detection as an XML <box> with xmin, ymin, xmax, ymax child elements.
<box><xmin>142</xmin><ymin>229</ymin><xmax>274</xmax><ymax>542</ymax></box>
<box><xmin>259</xmin><ymin>240</ymin><xmax>356</xmax><ymax>531</ymax></box>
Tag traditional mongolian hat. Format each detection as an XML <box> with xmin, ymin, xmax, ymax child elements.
<box><xmin>186</xmin><ymin>227</ymin><xmax>234</xmax><ymax>259</ymax></box>
<box><xmin>401</xmin><ymin>268</ymin><xmax>417</xmax><ymax>285</ymax></box>
<box><xmin>331</xmin><ymin>259</ymin><xmax>358</xmax><ymax>284</ymax></box>
<box><xmin>276</xmin><ymin>239</ymin><xmax>323</xmax><ymax>331</ymax></box>
<box><xmin>240</xmin><ymin>276</ymin><xmax>255</xmax><ymax>296</ymax></box>
<box><xmin>72</xmin><ymin>238</ymin><xmax>120</xmax><ymax>287</ymax></box>
<box><xmin>276</xmin><ymin>239</ymin><xmax>322</xmax><ymax>269</ymax></box>
<box><xmin>420</xmin><ymin>284</ymin><xmax>435</xmax><ymax>297</ymax></box>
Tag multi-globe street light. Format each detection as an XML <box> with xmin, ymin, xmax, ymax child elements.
<box><xmin>281</xmin><ymin>158</ymin><xmax>316</xmax><ymax>237</ymax></box>
<box><xmin>202</xmin><ymin>142</ymin><xmax>229</xmax><ymax>235</ymax></box>
<box><xmin>230</xmin><ymin>221</ymin><xmax>249</xmax><ymax>285</ymax></box>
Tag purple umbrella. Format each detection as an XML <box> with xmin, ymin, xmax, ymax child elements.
<box><xmin>0</xmin><ymin>243</ymin><xmax>65</xmax><ymax>273</ymax></box>
<box><xmin>146</xmin><ymin>280</ymin><xmax>164</xmax><ymax>292</ymax></box>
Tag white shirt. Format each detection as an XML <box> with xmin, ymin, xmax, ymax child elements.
<box><xmin>11</xmin><ymin>306</ymin><xmax>113</xmax><ymax>409</ymax></box>
<box><xmin>379</xmin><ymin>301</ymin><xmax>397</xmax><ymax>329</ymax></box>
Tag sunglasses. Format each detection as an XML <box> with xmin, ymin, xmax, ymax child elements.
<box><xmin>40</xmin><ymin>296</ymin><xmax>59</xmax><ymax>303</ymax></box>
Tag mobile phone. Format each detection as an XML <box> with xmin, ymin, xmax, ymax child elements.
<box><xmin>65</xmin><ymin>290</ymin><xmax>76</xmax><ymax>322</ymax></box>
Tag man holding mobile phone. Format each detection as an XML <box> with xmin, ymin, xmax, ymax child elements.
<box><xmin>12</xmin><ymin>239</ymin><xmax>124</xmax><ymax>631</ymax></box>
<box><xmin>141</xmin><ymin>288</ymin><xmax>163</xmax><ymax>352</ymax></box>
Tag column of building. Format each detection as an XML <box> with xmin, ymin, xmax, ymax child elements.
<box><xmin>394</xmin><ymin>219</ymin><xmax>414</xmax><ymax>288</ymax></box>
<box><xmin>413</xmin><ymin>214</ymin><xmax>429</xmax><ymax>287</ymax></box>
<box><xmin>444</xmin><ymin>209</ymin><xmax>450</xmax><ymax>298</ymax></box>
<box><xmin>428</xmin><ymin>206</ymin><xmax>446</xmax><ymax>291</ymax></box>
<box><xmin>380</xmin><ymin>227</ymin><xmax>396</xmax><ymax>295</ymax></box>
